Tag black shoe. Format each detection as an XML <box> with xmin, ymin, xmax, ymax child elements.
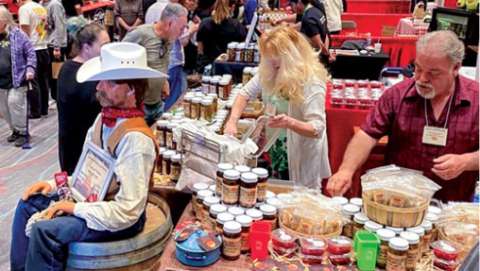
<box><xmin>14</xmin><ymin>135</ymin><xmax>28</xmax><ymax>147</ymax></box>
<box><xmin>28</xmin><ymin>114</ymin><xmax>41</xmax><ymax>119</ymax></box>
<box><xmin>7</xmin><ymin>131</ymin><xmax>20</xmax><ymax>142</ymax></box>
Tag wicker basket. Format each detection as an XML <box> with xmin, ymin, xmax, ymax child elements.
<box><xmin>362</xmin><ymin>191</ymin><xmax>429</xmax><ymax>227</ymax></box>
<box><xmin>278</xmin><ymin>208</ymin><xmax>343</xmax><ymax>239</ymax></box>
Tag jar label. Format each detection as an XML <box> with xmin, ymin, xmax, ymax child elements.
<box><xmin>157</xmin><ymin>131</ymin><xmax>165</xmax><ymax>147</ymax></box>
<box><xmin>171</xmin><ymin>165</ymin><xmax>181</xmax><ymax>181</ymax></box>
<box><xmin>406</xmin><ymin>247</ymin><xmax>419</xmax><ymax>269</ymax></box>
<box><xmin>422</xmin><ymin>234</ymin><xmax>432</xmax><ymax>254</ymax></box>
<box><xmin>166</xmin><ymin>133</ymin><xmax>173</xmax><ymax>149</ymax></box>
<box><xmin>223</xmin><ymin>236</ymin><xmax>241</xmax><ymax>258</ymax></box>
<box><xmin>219</xmin><ymin>87</ymin><xmax>225</xmax><ymax>100</ymax></box>
<box><xmin>235</xmin><ymin>51</ymin><xmax>241</xmax><ymax>62</ymax></box>
<box><xmin>191</xmin><ymin>105</ymin><xmax>199</xmax><ymax>119</ymax></box>
<box><xmin>387</xmin><ymin>252</ymin><xmax>407</xmax><ymax>271</ymax></box>
<box><xmin>342</xmin><ymin>222</ymin><xmax>354</xmax><ymax>238</ymax></box>
<box><xmin>184</xmin><ymin>103</ymin><xmax>191</xmax><ymax>117</ymax></box>
<box><xmin>257</xmin><ymin>182</ymin><xmax>267</xmax><ymax>201</ymax></box>
<box><xmin>216</xmin><ymin>176</ymin><xmax>223</xmax><ymax>196</ymax></box>
<box><xmin>241</xmin><ymin>232</ymin><xmax>250</xmax><ymax>252</ymax></box>
<box><xmin>162</xmin><ymin>160</ymin><xmax>169</xmax><ymax>175</ymax></box>
<box><xmin>222</xmin><ymin>184</ymin><xmax>239</xmax><ymax>204</ymax></box>
<box><xmin>377</xmin><ymin>244</ymin><xmax>388</xmax><ymax>266</ymax></box>
<box><xmin>240</xmin><ymin>186</ymin><xmax>257</xmax><ymax>207</ymax></box>
<box><xmin>200</xmin><ymin>107</ymin><xmax>206</xmax><ymax>120</ymax></box>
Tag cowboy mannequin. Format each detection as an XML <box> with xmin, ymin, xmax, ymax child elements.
<box><xmin>10</xmin><ymin>42</ymin><xmax>166</xmax><ymax>271</ymax></box>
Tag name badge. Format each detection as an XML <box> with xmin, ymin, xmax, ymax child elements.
<box><xmin>422</xmin><ymin>126</ymin><xmax>448</xmax><ymax>147</ymax></box>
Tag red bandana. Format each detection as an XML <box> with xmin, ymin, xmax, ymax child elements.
<box><xmin>101</xmin><ymin>107</ymin><xmax>145</xmax><ymax>128</ymax></box>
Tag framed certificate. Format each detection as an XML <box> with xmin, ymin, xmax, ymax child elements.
<box><xmin>70</xmin><ymin>142</ymin><xmax>116</xmax><ymax>202</ymax></box>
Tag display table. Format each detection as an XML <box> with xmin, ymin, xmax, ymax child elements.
<box><xmin>330</xmin><ymin>51</ymin><xmax>390</xmax><ymax>80</ymax></box>
<box><xmin>213</xmin><ymin>60</ymin><xmax>257</xmax><ymax>83</ymax></box>
<box><xmin>396</xmin><ymin>18</ymin><xmax>430</xmax><ymax>36</ymax></box>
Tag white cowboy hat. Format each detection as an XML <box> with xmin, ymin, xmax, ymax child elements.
<box><xmin>77</xmin><ymin>42</ymin><xmax>167</xmax><ymax>83</ymax></box>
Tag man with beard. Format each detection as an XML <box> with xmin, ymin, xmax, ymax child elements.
<box><xmin>326</xmin><ymin>30</ymin><xmax>479</xmax><ymax>202</ymax></box>
<box><xmin>10</xmin><ymin>42</ymin><xmax>166</xmax><ymax>271</ymax></box>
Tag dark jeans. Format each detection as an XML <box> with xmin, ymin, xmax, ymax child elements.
<box><xmin>48</xmin><ymin>47</ymin><xmax>67</xmax><ymax>101</ymax></box>
<box><xmin>10</xmin><ymin>194</ymin><xmax>146</xmax><ymax>271</ymax></box>
<box><xmin>29</xmin><ymin>49</ymin><xmax>50</xmax><ymax>116</ymax></box>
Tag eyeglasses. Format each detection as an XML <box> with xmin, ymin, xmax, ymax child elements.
<box><xmin>159</xmin><ymin>41</ymin><xmax>168</xmax><ymax>59</ymax></box>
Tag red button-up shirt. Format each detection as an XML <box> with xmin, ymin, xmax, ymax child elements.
<box><xmin>361</xmin><ymin>76</ymin><xmax>479</xmax><ymax>202</ymax></box>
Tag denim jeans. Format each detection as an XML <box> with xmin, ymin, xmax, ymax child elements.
<box><xmin>10</xmin><ymin>194</ymin><xmax>146</xmax><ymax>271</ymax></box>
<box><xmin>164</xmin><ymin>66</ymin><xmax>187</xmax><ymax>112</ymax></box>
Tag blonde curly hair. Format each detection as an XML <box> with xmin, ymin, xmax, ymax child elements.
<box><xmin>258</xmin><ymin>25</ymin><xmax>328</xmax><ymax>104</ymax></box>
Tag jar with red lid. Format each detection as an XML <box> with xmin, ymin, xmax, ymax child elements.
<box><xmin>300</xmin><ymin>238</ymin><xmax>326</xmax><ymax>264</ymax></box>
<box><xmin>327</xmin><ymin>236</ymin><xmax>353</xmax><ymax>255</ymax></box>
<box><xmin>431</xmin><ymin>240</ymin><xmax>459</xmax><ymax>261</ymax></box>
<box><xmin>329</xmin><ymin>253</ymin><xmax>352</xmax><ymax>266</ymax></box>
<box><xmin>271</xmin><ymin>228</ymin><xmax>297</xmax><ymax>256</ymax></box>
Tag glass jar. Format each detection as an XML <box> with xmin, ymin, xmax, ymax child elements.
<box><xmin>332</xmin><ymin>196</ymin><xmax>349</xmax><ymax>206</ymax></box>
<box><xmin>341</xmin><ymin>204</ymin><xmax>360</xmax><ymax>238</ymax></box>
<box><xmin>421</xmin><ymin>220</ymin><xmax>433</xmax><ymax>254</ymax></box>
<box><xmin>196</xmin><ymin>189</ymin><xmax>213</xmax><ymax>221</ymax></box>
<box><xmin>156</xmin><ymin>120</ymin><xmax>169</xmax><ymax>147</ymax></box>
<box><xmin>216</xmin><ymin>163</ymin><xmax>233</xmax><ymax>198</ymax></box>
<box><xmin>235</xmin><ymin>215</ymin><xmax>253</xmax><ymax>253</ymax></box>
<box><xmin>254</xmin><ymin>45</ymin><xmax>260</xmax><ymax>63</ymax></box>
<box><xmin>222</xmin><ymin>221</ymin><xmax>242</xmax><ymax>260</ymax></box>
<box><xmin>238</xmin><ymin>43</ymin><xmax>246</xmax><ymax>62</ymax></box>
<box><xmin>239</xmin><ymin>172</ymin><xmax>258</xmax><ymax>208</ymax></box>
<box><xmin>170</xmin><ymin>153</ymin><xmax>182</xmax><ymax>183</ymax></box>
<box><xmin>353</xmin><ymin>213</ymin><xmax>369</xmax><ymax>237</ymax></box>
<box><xmin>228</xmin><ymin>206</ymin><xmax>245</xmax><ymax>217</ymax></box>
<box><xmin>210</xmin><ymin>204</ymin><xmax>227</xmax><ymax>232</ymax></box>
<box><xmin>156</xmin><ymin>147</ymin><xmax>166</xmax><ymax>174</ymax></box>
<box><xmin>349</xmin><ymin>197</ymin><xmax>363</xmax><ymax>209</ymax></box>
<box><xmin>246</xmin><ymin>208</ymin><xmax>263</xmax><ymax>222</ymax></box>
<box><xmin>202</xmin><ymin>196</ymin><xmax>220</xmax><ymax>228</ymax></box>
<box><xmin>252</xmin><ymin>167</ymin><xmax>268</xmax><ymax>202</ymax></box>
<box><xmin>222</xmin><ymin>169</ymin><xmax>241</xmax><ymax>205</ymax></box>
<box><xmin>207</xmin><ymin>93</ymin><xmax>218</xmax><ymax>113</ymax></box>
<box><xmin>234</xmin><ymin>43</ymin><xmax>242</xmax><ymax>62</ymax></box>
<box><xmin>191</xmin><ymin>183</ymin><xmax>209</xmax><ymax>216</ymax></box>
<box><xmin>245</xmin><ymin>44</ymin><xmax>255</xmax><ymax>63</ymax></box>
<box><xmin>387</xmin><ymin>237</ymin><xmax>409</xmax><ymax>271</ymax></box>
<box><xmin>190</xmin><ymin>97</ymin><xmax>201</xmax><ymax>120</ymax></box>
<box><xmin>216</xmin><ymin>212</ymin><xmax>234</xmax><ymax>234</ymax></box>
<box><xmin>218</xmin><ymin>79</ymin><xmax>231</xmax><ymax>100</ymax></box>
<box><xmin>201</xmin><ymin>76</ymin><xmax>211</xmax><ymax>93</ymax></box>
<box><xmin>199</xmin><ymin>98</ymin><xmax>209</xmax><ymax>121</ymax></box>
<box><xmin>406</xmin><ymin>226</ymin><xmax>425</xmax><ymax>257</ymax></box>
<box><xmin>166</xmin><ymin>122</ymin><xmax>177</xmax><ymax>149</ymax></box>
<box><xmin>265</xmin><ymin>197</ymin><xmax>282</xmax><ymax>209</ymax></box>
<box><xmin>364</xmin><ymin>221</ymin><xmax>383</xmax><ymax>233</ymax></box>
<box><xmin>400</xmin><ymin>231</ymin><xmax>420</xmax><ymax>271</ymax></box>
<box><xmin>183</xmin><ymin>93</ymin><xmax>194</xmax><ymax>118</ymax></box>
<box><xmin>162</xmin><ymin>150</ymin><xmax>175</xmax><ymax>175</ymax></box>
<box><xmin>227</xmin><ymin>42</ymin><xmax>237</xmax><ymax>62</ymax></box>
<box><xmin>234</xmin><ymin>165</ymin><xmax>251</xmax><ymax>174</ymax></box>
<box><xmin>376</xmin><ymin>229</ymin><xmax>396</xmax><ymax>269</ymax></box>
<box><xmin>425</xmin><ymin>213</ymin><xmax>439</xmax><ymax>241</ymax></box>
<box><xmin>386</xmin><ymin>226</ymin><xmax>404</xmax><ymax>235</ymax></box>
<box><xmin>259</xmin><ymin>204</ymin><xmax>277</xmax><ymax>230</ymax></box>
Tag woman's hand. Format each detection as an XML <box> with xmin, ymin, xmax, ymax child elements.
<box><xmin>267</xmin><ymin>114</ymin><xmax>293</xmax><ymax>129</ymax></box>
<box><xmin>224</xmin><ymin>119</ymin><xmax>238</xmax><ymax>136</ymax></box>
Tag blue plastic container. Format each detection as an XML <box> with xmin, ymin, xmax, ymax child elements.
<box><xmin>175</xmin><ymin>230</ymin><xmax>222</xmax><ymax>267</ymax></box>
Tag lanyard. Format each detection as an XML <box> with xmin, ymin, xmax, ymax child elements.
<box><xmin>424</xmin><ymin>92</ymin><xmax>454</xmax><ymax>129</ymax></box>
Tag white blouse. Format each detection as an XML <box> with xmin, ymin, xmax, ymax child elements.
<box><xmin>239</xmin><ymin>74</ymin><xmax>331</xmax><ymax>188</ymax></box>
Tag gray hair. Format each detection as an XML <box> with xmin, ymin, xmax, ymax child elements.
<box><xmin>0</xmin><ymin>6</ymin><xmax>17</xmax><ymax>30</ymax></box>
<box><xmin>160</xmin><ymin>3</ymin><xmax>188</xmax><ymax>22</ymax></box>
<box><xmin>416</xmin><ymin>30</ymin><xmax>465</xmax><ymax>64</ymax></box>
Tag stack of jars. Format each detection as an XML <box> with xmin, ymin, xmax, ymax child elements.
<box><xmin>329</xmin><ymin>79</ymin><xmax>385</xmax><ymax>108</ymax></box>
<box><xmin>226</xmin><ymin>42</ymin><xmax>260</xmax><ymax>64</ymax></box>
<box><xmin>201</xmin><ymin>74</ymin><xmax>233</xmax><ymax>100</ymax></box>
<box><xmin>182</xmin><ymin>91</ymin><xmax>218</xmax><ymax>122</ymax></box>
<box><xmin>189</xmin><ymin>164</ymin><xmax>275</xmax><ymax>260</ymax></box>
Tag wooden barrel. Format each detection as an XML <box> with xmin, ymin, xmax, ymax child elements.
<box><xmin>66</xmin><ymin>193</ymin><xmax>173</xmax><ymax>271</ymax></box>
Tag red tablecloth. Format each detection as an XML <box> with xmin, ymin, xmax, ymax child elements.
<box><xmin>341</xmin><ymin>13</ymin><xmax>410</xmax><ymax>36</ymax></box>
<box><xmin>347</xmin><ymin>0</ymin><xmax>410</xmax><ymax>13</ymax></box>
<box><xmin>331</xmin><ymin>34</ymin><xmax>418</xmax><ymax>67</ymax></box>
